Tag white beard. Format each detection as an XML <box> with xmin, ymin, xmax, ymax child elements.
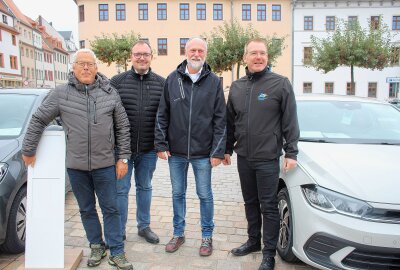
<box><xmin>187</xmin><ymin>59</ymin><xmax>204</xmax><ymax>71</ymax></box>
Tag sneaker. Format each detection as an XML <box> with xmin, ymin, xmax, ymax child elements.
<box><xmin>165</xmin><ymin>236</ymin><xmax>185</xmax><ymax>253</ymax></box>
<box><xmin>199</xmin><ymin>237</ymin><xmax>213</xmax><ymax>256</ymax></box>
<box><xmin>87</xmin><ymin>243</ymin><xmax>106</xmax><ymax>267</ymax></box>
<box><xmin>108</xmin><ymin>253</ymin><xmax>133</xmax><ymax>270</ymax></box>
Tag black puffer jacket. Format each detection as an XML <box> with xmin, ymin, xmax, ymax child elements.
<box><xmin>154</xmin><ymin>60</ymin><xmax>226</xmax><ymax>159</ymax></box>
<box><xmin>111</xmin><ymin>68</ymin><xmax>165</xmax><ymax>156</ymax></box>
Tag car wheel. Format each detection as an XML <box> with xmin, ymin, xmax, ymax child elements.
<box><xmin>277</xmin><ymin>187</ymin><xmax>299</xmax><ymax>262</ymax></box>
<box><xmin>0</xmin><ymin>186</ymin><xmax>27</xmax><ymax>253</ymax></box>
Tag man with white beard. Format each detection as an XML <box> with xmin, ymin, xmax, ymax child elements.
<box><xmin>155</xmin><ymin>37</ymin><xmax>226</xmax><ymax>257</ymax></box>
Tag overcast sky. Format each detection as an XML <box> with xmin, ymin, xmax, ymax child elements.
<box><xmin>13</xmin><ymin>0</ymin><xmax>79</xmax><ymax>45</ymax></box>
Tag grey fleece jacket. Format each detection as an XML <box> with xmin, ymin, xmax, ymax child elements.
<box><xmin>22</xmin><ymin>72</ymin><xmax>131</xmax><ymax>171</ymax></box>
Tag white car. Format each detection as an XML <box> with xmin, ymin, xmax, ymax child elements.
<box><xmin>277</xmin><ymin>95</ymin><xmax>400</xmax><ymax>269</ymax></box>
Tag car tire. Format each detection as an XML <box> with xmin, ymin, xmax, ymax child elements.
<box><xmin>0</xmin><ymin>186</ymin><xmax>27</xmax><ymax>254</ymax></box>
<box><xmin>277</xmin><ymin>187</ymin><xmax>299</xmax><ymax>263</ymax></box>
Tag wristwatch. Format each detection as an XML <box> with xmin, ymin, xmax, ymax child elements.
<box><xmin>120</xmin><ymin>158</ymin><xmax>128</xmax><ymax>164</ymax></box>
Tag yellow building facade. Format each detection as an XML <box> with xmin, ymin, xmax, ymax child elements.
<box><xmin>76</xmin><ymin>0</ymin><xmax>292</xmax><ymax>86</ymax></box>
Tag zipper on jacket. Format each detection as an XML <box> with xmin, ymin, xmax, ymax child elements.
<box><xmin>178</xmin><ymin>77</ymin><xmax>185</xmax><ymax>99</ymax></box>
<box><xmin>247</xmin><ymin>80</ymin><xmax>255</xmax><ymax>158</ymax></box>
<box><xmin>137</xmin><ymin>75</ymin><xmax>143</xmax><ymax>155</ymax></box>
<box><xmin>93</xmin><ymin>100</ymin><xmax>97</xmax><ymax>124</ymax></box>
<box><xmin>85</xmin><ymin>85</ymin><xmax>92</xmax><ymax>171</ymax></box>
<box><xmin>187</xmin><ymin>83</ymin><xmax>194</xmax><ymax>159</ymax></box>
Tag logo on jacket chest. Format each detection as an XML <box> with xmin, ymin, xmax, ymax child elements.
<box><xmin>257</xmin><ymin>91</ymin><xmax>268</xmax><ymax>101</ymax></box>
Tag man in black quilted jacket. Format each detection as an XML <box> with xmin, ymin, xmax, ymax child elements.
<box><xmin>22</xmin><ymin>49</ymin><xmax>133</xmax><ymax>269</ymax></box>
<box><xmin>111</xmin><ymin>41</ymin><xmax>165</xmax><ymax>245</ymax></box>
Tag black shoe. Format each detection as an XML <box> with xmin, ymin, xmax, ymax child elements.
<box><xmin>138</xmin><ymin>227</ymin><xmax>160</xmax><ymax>244</ymax></box>
<box><xmin>259</xmin><ymin>256</ymin><xmax>275</xmax><ymax>270</ymax></box>
<box><xmin>231</xmin><ymin>240</ymin><xmax>261</xmax><ymax>256</ymax></box>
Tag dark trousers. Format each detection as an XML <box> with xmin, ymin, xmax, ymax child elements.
<box><xmin>237</xmin><ymin>155</ymin><xmax>280</xmax><ymax>257</ymax></box>
<box><xmin>67</xmin><ymin>165</ymin><xmax>124</xmax><ymax>256</ymax></box>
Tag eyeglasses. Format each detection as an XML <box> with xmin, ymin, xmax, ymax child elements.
<box><xmin>132</xmin><ymin>53</ymin><xmax>152</xmax><ymax>59</ymax></box>
<box><xmin>248</xmin><ymin>51</ymin><xmax>267</xmax><ymax>57</ymax></box>
<box><xmin>75</xmin><ymin>61</ymin><xmax>96</xmax><ymax>68</ymax></box>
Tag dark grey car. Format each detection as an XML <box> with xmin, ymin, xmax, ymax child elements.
<box><xmin>0</xmin><ymin>88</ymin><xmax>68</xmax><ymax>254</ymax></box>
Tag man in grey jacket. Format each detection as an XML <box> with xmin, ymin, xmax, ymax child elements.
<box><xmin>22</xmin><ymin>49</ymin><xmax>133</xmax><ymax>270</ymax></box>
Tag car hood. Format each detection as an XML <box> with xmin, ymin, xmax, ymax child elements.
<box><xmin>298</xmin><ymin>142</ymin><xmax>400</xmax><ymax>204</ymax></box>
<box><xmin>0</xmin><ymin>139</ymin><xmax>19</xmax><ymax>161</ymax></box>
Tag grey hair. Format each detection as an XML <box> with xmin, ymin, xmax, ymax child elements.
<box><xmin>185</xmin><ymin>37</ymin><xmax>208</xmax><ymax>52</ymax></box>
<box><xmin>71</xmin><ymin>48</ymin><xmax>97</xmax><ymax>63</ymax></box>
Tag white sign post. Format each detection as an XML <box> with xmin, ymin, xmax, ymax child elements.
<box><xmin>19</xmin><ymin>128</ymin><xmax>82</xmax><ymax>270</ymax></box>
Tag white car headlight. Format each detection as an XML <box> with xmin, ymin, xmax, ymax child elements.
<box><xmin>0</xmin><ymin>163</ymin><xmax>8</xmax><ymax>182</ymax></box>
<box><xmin>302</xmin><ymin>185</ymin><xmax>372</xmax><ymax>218</ymax></box>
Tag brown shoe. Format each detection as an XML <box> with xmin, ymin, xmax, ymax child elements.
<box><xmin>199</xmin><ymin>237</ymin><xmax>213</xmax><ymax>256</ymax></box>
<box><xmin>165</xmin><ymin>236</ymin><xmax>185</xmax><ymax>253</ymax></box>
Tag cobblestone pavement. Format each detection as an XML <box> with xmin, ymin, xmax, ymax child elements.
<box><xmin>0</xmin><ymin>154</ymin><xmax>316</xmax><ymax>270</ymax></box>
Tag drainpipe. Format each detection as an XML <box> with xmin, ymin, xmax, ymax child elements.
<box><xmin>231</xmin><ymin>0</ymin><xmax>234</xmax><ymax>83</ymax></box>
<box><xmin>291</xmin><ymin>0</ymin><xmax>296</xmax><ymax>84</ymax></box>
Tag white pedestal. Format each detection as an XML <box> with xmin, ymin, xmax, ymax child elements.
<box><xmin>25</xmin><ymin>130</ymin><xmax>66</xmax><ymax>268</ymax></box>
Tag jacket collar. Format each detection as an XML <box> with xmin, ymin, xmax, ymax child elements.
<box><xmin>177</xmin><ymin>60</ymin><xmax>211</xmax><ymax>81</ymax></box>
<box><xmin>245</xmin><ymin>66</ymin><xmax>269</xmax><ymax>80</ymax></box>
<box><xmin>130</xmin><ymin>66</ymin><xmax>152</xmax><ymax>79</ymax></box>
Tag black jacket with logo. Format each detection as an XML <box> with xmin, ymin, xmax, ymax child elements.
<box><xmin>111</xmin><ymin>67</ymin><xmax>165</xmax><ymax>156</ymax></box>
<box><xmin>154</xmin><ymin>60</ymin><xmax>226</xmax><ymax>159</ymax></box>
<box><xmin>226</xmin><ymin>67</ymin><xmax>299</xmax><ymax>161</ymax></box>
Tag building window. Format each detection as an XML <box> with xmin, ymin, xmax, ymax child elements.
<box><xmin>368</xmin><ymin>82</ymin><xmax>377</xmax><ymax>98</ymax></box>
<box><xmin>2</xmin><ymin>14</ymin><xmax>6</xmax><ymax>24</ymax></box>
<box><xmin>242</xmin><ymin>4</ymin><xmax>251</xmax><ymax>21</ymax></box>
<box><xmin>10</xmin><ymin>55</ymin><xmax>18</xmax><ymax>69</ymax></box>
<box><xmin>346</xmin><ymin>82</ymin><xmax>356</xmax><ymax>95</ymax></box>
<box><xmin>389</xmin><ymin>83</ymin><xmax>399</xmax><ymax>98</ymax></box>
<box><xmin>158</xmin><ymin>38</ymin><xmax>167</xmax><ymax>55</ymax></box>
<box><xmin>139</xmin><ymin>37</ymin><xmax>149</xmax><ymax>43</ymax></box>
<box><xmin>157</xmin><ymin>3</ymin><xmax>167</xmax><ymax>20</ymax></box>
<box><xmin>116</xmin><ymin>4</ymin><xmax>126</xmax><ymax>20</ymax></box>
<box><xmin>0</xmin><ymin>53</ymin><xmax>4</xmax><ymax>68</ymax></box>
<box><xmin>20</xmin><ymin>47</ymin><xmax>24</xmax><ymax>56</ymax></box>
<box><xmin>272</xmin><ymin>5</ymin><xmax>281</xmax><ymax>21</ymax></box>
<box><xmin>0</xmin><ymin>29</ymin><xmax>2</xmax><ymax>41</ymax></box>
<box><xmin>99</xmin><ymin>4</ymin><xmax>108</xmax><ymax>21</ymax></box>
<box><xmin>391</xmin><ymin>47</ymin><xmax>400</xmax><ymax>66</ymax></box>
<box><xmin>139</xmin><ymin>3</ymin><xmax>148</xmax><ymax>20</ymax></box>
<box><xmin>348</xmin><ymin>16</ymin><xmax>358</xmax><ymax>28</ymax></box>
<box><xmin>303</xmin><ymin>47</ymin><xmax>312</xmax><ymax>65</ymax></box>
<box><xmin>197</xmin><ymin>3</ymin><xmax>206</xmax><ymax>20</ymax></box>
<box><xmin>26</xmin><ymin>48</ymin><xmax>29</xmax><ymax>56</ymax></box>
<box><xmin>326</xmin><ymin>16</ymin><xmax>335</xmax><ymax>31</ymax></box>
<box><xmin>79</xmin><ymin>5</ymin><xmax>85</xmax><ymax>22</ymax></box>
<box><xmin>30</xmin><ymin>50</ymin><xmax>33</xmax><ymax>58</ymax></box>
<box><xmin>257</xmin><ymin>4</ymin><xmax>266</xmax><ymax>21</ymax></box>
<box><xmin>12</xmin><ymin>35</ymin><xmax>16</xmax><ymax>45</ymax></box>
<box><xmin>180</xmin><ymin>38</ymin><xmax>189</xmax><ymax>55</ymax></box>
<box><xmin>325</xmin><ymin>82</ymin><xmax>334</xmax><ymax>94</ymax></box>
<box><xmin>79</xmin><ymin>40</ymin><xmax>85</xmax><ymax>49</ymax></box>
<box><xmin>304</xmin><ymin>16</ymin><xmax>313</xmax><ymax>30</ymax></box>
<box><xmin>180</xmin><ymin>4</ymin><xmax>189</xmax><ymax>20</ymax></box>
<box><xmin>213</xmin><ymin>4</ymin><xmax>223</xmax><ymax>20</ymax></box>
<box><xmin>371</xmin><ymin>16</ymin><xmax>380</xmax><ymax>30</ymax></box>
<box><xmin>393</xmin><ymin>16</ymin><xmax>400</xmax><ymax>30</ymax></box>
<box><xmin>303</xmin><ymin>82</ymin><xmax>312</xmax><ymax>93</ymax></box>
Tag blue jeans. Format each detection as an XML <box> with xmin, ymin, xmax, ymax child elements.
<box><xmin>67</xmin><ymin>166</ymin><xmax>124</xmax><ymax>256</ymax></box>
<box><xmin>168</xmin><ymin>156</ymin><xmax>214</xmax><ymax>238</ymax></box>
<box><xmin>116</xmin><ymin>151</ymin><xmax>157</xmax><ymax>233</ymax></box>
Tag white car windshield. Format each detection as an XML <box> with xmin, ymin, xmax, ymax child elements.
<box><xmin>0</xmin><ymin>94</ymin><xmax>37</xmax><ymax>138</ymax></box>
<box><xmin>298</xmin><ymin>100</ymin><xmax>400</xmax><ymax>144</ymax></box>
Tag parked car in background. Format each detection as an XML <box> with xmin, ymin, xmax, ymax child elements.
<box><xmin>388</xmin><ymin>98</ymin><xmax>400</xmax><ymax>109</ymax></box>
<box><xmin>0</xmin><ymin>89</ymin><xmax>69</xmax><ymax>254</ymax></box>
<box><xmin>277</xmin><ymin>95</ymin><xmax>400</xmax><ymax>269</ymax></box>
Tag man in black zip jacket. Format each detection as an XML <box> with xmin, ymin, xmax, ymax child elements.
<box><xmin>111</xmin><ymin>41</ymin><xmax>165</xmax><ymax>245</ymax></box>
<box><xmin>154</xmin><ymin>37</ymin><xmax>226</xmax><ymax>257</ymax></box>
<box><xmin>223</xmin><ymin>39</ymin><xmax>299</xmax><ymax>270</ymax></box>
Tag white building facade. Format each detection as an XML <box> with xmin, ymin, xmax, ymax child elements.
<box><xmin>293</xmin><ymin>0</ymin><xmax>400</xmax><ymax>100</ymax></box>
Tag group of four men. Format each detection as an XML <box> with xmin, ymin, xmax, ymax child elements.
<box><xmin>22</xmin><ymin>37</ymin><xmax>299</xmax><ymax>270</ymax></box>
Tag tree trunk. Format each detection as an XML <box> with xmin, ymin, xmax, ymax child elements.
<box><xmin>236</xmin><ymin>63</ymin><xmax>240</xmax><ymax>80</ymax></box>
<box><xmin>351</xmin><ymin>64</ymin><xmax>355</xmax><ymax>95</ymax></box>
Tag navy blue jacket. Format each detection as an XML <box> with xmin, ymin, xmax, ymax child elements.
<box><xmin>154</xmin><ymin>60</ymin><xmax>226</xmax><ymax>159</ymax></box>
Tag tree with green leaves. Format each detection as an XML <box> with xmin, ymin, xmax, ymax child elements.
<box><xmin>310</xmin><ymin>17</ymin><xmax>394</xmax><ymax>93</ymax></box>
<box><xmin>205</xmin><ymin>19</ymin><xmax>286</xmax><ymax>79</ymax></box>
<box><xmin>90</xmin><ymin>32</ymin><xmax>141</xmax><ymax>72</ymax></box>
